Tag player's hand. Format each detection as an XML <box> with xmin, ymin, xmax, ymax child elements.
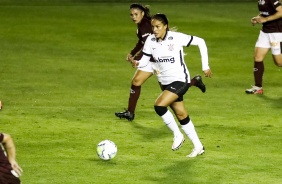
<box><xmin>251</xmin><ymin>16</ymin><xmax>267</xmax><ymax>24</ymax></box>
<box><xmin>251</xmin><ymin>17</ymin><xmax>258</xmax><ymax>25</ymax></box>
<box><xmin>203</xmin><ymin>69</ymin><xmax>212</xmax><ymax>78</ymax></box>
<box><xmin>129</xmin><ymin>58</ymin><xmax>139</xmax><ymax>68</ymax></box>
<box><xmin>126</xmin><ymin>54</ymin><xmax>133</xmax><ymax>62</ymax></box>
<box><xmin>10</xmin><ymin>161</ymin><xmax>23</xmax><ymax>177</ymax></box>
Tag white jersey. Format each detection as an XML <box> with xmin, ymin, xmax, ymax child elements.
<box><xmin>138</xmin><ymin>31</ymin><xmax>209</xmax><ymax>85</ymax></box>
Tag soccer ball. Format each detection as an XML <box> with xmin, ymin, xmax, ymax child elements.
<box><xmin>96</xmin><ymin>140</ymin><xmax>117</xmax><ymax>160</ymax></box>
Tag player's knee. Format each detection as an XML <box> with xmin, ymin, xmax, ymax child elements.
<box><xmin>132</xmin><ymin>77</ymin><xmax>144</xmax><ymax>86</ymax></box>
<box><xmin>273</xmin><ymin>55</ymin><xmax>282</xmax><ymax>67</ymax></box>
<box><xmin>274</xmin><ymin>61</ymin><xmax>282</xmax><ymax>67</ymax></box>
<box><xmin>154</xmin><ymin>106</ymin><xmax>167</xmax><ymax>116</ymax></box>
<box><xmin>175</xmin><ymin>112</ymin><xmax>187</xmax><ymax>121</ymax></box>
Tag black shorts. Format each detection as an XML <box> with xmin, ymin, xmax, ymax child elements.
<box><xmin>161</xmin><ymin>81</ymin><xmax>190</xmax><ymax>102</ymax></box>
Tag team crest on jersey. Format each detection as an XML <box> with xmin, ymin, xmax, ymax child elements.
<box><xmin>151</xmin><ymin>38</ymin><xmax>156</xmax><ymax>41</ymax></box>
<box><xmin>258</xmin><ymin>0</ymin><xmax>265</xmax><ymax>5</ymax></box>
<box><xmin>168</xmin><ymin>44</ymin><xmax>174</xmax><ymax>51</ymax></box>
<box><xmin>168</xmin><ymin>36</ymin><xmax>173</xmax><ymax>40</ymax></box>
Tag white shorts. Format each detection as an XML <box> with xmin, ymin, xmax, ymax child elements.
<box><xmin>137</xmin><ymin>61</ymin><xmax>154</xmax><ymax>73</ymax></box>
<box><xmin>255</xmin><ymin>30</ymin><xmax>282</xmax><ymax>55</ymax></box>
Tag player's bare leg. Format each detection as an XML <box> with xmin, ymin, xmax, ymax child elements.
<box><xmin>154</xmin><ymin>91</ymin><xmax>185</xmax><ymax>151</ymax></box>
<box><xmin>272</xmin><ymin>54</ymin><xmax>282</xmax><ymax>67</ymax></box>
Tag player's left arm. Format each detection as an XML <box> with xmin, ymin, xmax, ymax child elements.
<box><xmin>254</xmin><ymin>5</ymin><xmax>282</xmax><ymax>23</ymax></box>
<box><xmin>189</xmin><ymin>36</ymin><xmax>212</xmax><ymax>77</ymax></box>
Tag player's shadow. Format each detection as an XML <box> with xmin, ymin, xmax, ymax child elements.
<box><xmin>257</xmin><ymin>95</ymin><xmax>282</xmax><ymax>108</ymax></box>
<box><xmin>129</xmin><ymin>119</ymin><xmax>170</xmax><ymax>141</ymax></box>
<box><xmin>143</xmin><ymin>159</ymin><xmax>215</xmax><ymax>184</ymax></box>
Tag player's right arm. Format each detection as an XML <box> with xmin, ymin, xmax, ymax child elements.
<box><xmin>131</xmin><ymin>34</ymin><xmax>153</xmax><ymax>68</ymax></box>
<box><xmin>128</xmin><ymin>39</ymin><xmax>143</xmax><ymax>60</ymax></box>
<box><xmin>127</xmin><ymin>21</ymin><xmax>152</xmax><ymax>61</ymax></box>
<box><xmin>127</xmin><ymin>28</ymin><xmax>145</xmax><ymax>62</ymax></box>
<box><xmin>1</xmin><ymin>133</ymin><xmax>23</xmax><ymax>177</ymax></box>
<box><xmin>252</xmin><ymin>2</ymin><xmax>282</xmax><ymax>24</ymax></box>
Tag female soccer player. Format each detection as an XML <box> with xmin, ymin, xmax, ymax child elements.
<box><xmin>115</xmin><ymin>4</ymin><xmax>206</xmax><ymax>121</ymax></box>
<box><xmin>246</xmin><ymin>0</ymin><xmax>282</xmax><ymax>94</ymax></box>
<box><xmin>115</xmin><ymin>3</ymin><xmax>154</xmax><ymax>121</ymax></box>
<box><xmin>0</xmin><ymin>133</ymin><xmax>23</xmax><ymax>183</ymax></box>
<box><xmin>131</xmin><ymin>13</ymin><xmax>212</xmax><ymax>157</ymax></box>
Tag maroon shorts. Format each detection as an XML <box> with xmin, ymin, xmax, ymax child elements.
<box><xmin>0</xmin><ymin>172</ymin><xmax>20</xmax><ymax>184</ymax></box>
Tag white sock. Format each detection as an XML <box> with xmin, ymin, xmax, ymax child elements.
<box><xmin>181</xmin><ymin>119</ymin><xmax>203</xmax><ymax>149</ymax></box>
<box><xmin>161</xmin><ymin>110</ymin><xmax>182</xmax><ymax>137</ymax></box>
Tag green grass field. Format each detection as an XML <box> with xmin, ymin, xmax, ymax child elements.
<box><xmin>0</xmin><ymin>1</ymin><xmax>281</xmax><ymax>184</ymax></box>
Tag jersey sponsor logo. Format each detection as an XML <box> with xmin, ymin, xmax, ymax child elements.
<box><xmin>156</xmin><ymin>57</ymin><xmax>175</xmax><ymax>63</ymax></box>
<box><xmin>258</xmin><ymin>0</ymin><xmax>265</xmax><ymax>5</ymax></box>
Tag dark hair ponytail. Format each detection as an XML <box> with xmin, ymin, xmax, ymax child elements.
<box><xmin>130</xmin><ymin>3</ymin><xmax>151</xmax><ymax>19</ymax></box>
<box><xmin>151</xmin><ymin>13</ymin><xmax>176</xmax><ymax>31</ymax></box>
<box><xmin>152</xmin><ymin>13</ymin><xmax>168</xmax><ymax>26</ymax></box>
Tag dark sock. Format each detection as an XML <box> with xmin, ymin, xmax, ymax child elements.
<box><xmin>254</xmin><ymin>61</ymin><xmax>264</xmax><ymax>87</ymax></box>
<box><xmin>127</xmin><ymin>85</ymin><xmax>141</xmax><ymax>114</ymax></box>
<box><xmin>179</xmin><ymin>116</ymin><xmax>190</xmax><ymax>125</ymax></box>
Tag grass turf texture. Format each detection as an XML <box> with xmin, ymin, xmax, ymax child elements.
<box><xmin>0</xmin><ymin>2</ymin><xmax>281</xmax><ymax>184</ymax></box>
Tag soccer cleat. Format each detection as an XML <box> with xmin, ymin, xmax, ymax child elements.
<box><xmin>193</xmin><ymin>75</ymin><xmax>206</xmax><ymax>93</ymax></box>
<box><xmin>245</xmin><ymin>86</ymin><xmax>263</xmax><ymax>94</ymax></box>
<box><xmin>172</xmin><ymin>134</ymin><xmax>185</xmax><ymax>151</ymax></box>
<box><xmin>115</xmin><ymin>109</ymin><xmax>135</xmax><ymax>121</ymax></box>
<box><xmin>187</xmin><ymin>146</ymin><xmax>205</xmax><ymax>158</ymax></box>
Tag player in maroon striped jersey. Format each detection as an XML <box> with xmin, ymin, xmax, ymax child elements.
<box><xmin>115</xmin><ymin>3</ymin><xmax>154</xmax><ymax>121</ymax></box>
<box><xmin>115</xmin><ymin>4</ymin><xmax>206</xmax><ymax>121</ymax></box>
<box><xmin>0</xmin><ymin>133</ymin><xmax>22</xmax><ymax>184</ymax></box>
<box><xmin>246</xmin><ymin>0</ymin><xmax>282</xmax><ymax>94</ymax></box>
